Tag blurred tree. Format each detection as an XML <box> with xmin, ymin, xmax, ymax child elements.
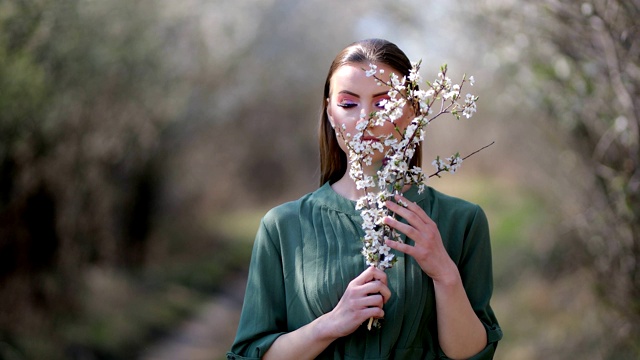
<box><xmin>0</xmin><ymin>0</ymin><xmax>392</xmax><ymax>356</ymax></box>
<box><xmin>156</xmin><ymin>0</ymin><xmax>379</xmax><ymax>212</ymax></box>
<box><xmin>0</xmin><ymin>0</ymin><xmax>533</xmax><ymax>357</ymax></box>
<box><xmin>475</xmin><ymin>0</ymin><xmax>640</xmax><ymax>356</ymax></box>
<box><xmin>0</xmin><ymin>0</ymin><xmax>172</xmax><ymax>356</ymax></box>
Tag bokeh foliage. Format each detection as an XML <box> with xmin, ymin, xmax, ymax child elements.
<box><xmin>0</xmin><ymin>0</ymin><xmax>174</xmax><ymax>358</ymax></box>
<box><xmin>474</xmin><ymin>0</ymin><xmax>640</xmax><ymax>357</ymax></box>
<box><xmin>0</xmin><ymin>1</ymin><xmax>373</xmax><ymax>358</ymax></box>
<box><xmin>2</xmin><ymin>0</ymin><xmax>639</xmax><ymax>359</ymax></box>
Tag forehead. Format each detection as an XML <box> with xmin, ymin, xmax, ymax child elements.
<box><xmin>329</xmin><ymin>62</ymin><xmax>403</xmax><ymax>94</ymax></box>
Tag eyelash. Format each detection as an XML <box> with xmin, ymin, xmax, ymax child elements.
<box><xmin>337</xmin><ymin>100</ymin><xmax>386</xmax><ymax>109</ymax></box>
<box><xmin>337</xmin><ymin>103</ymin><xmax>357</xmax><ymax>108</ymax></box>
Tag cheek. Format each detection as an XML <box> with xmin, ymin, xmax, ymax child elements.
<box><xmin>327</xmin><ymin>112</ymin><xmax>350</xmax><ymax>151</ymax></box>
<box><xmin>331</xmin><ymin>113</ymin><xmax>357</xmax><ymax>133</ymax></box>
<box><xmin>380</xmin><ymin>114</ymin><xmax>411</xmax><ymax>135</ymax></box>
<box><xmin>399</xmin><ymin>117</ymin><xmax>413</xmax><ymax>132</ymax></box>
<box><xmin>333</xmin><ymin>130</ymin><xmax>349</xmax><ymax>154</ymax></box>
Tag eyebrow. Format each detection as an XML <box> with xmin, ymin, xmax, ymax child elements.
<box><xmin>338</xmin><ymin>90</ymin><xmax>389</xmax><ymax>98</ymax></box>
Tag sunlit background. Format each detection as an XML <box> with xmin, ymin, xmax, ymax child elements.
<box><xmin>1</xmin><ymin>0</ymin><xmax>638</xmax><ymax>359</ymax></box>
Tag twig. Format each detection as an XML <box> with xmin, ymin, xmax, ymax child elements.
<box><xmin>429</xmin><ymin>141</ymin><xmax>495</xmax><ymax>178</ymax></box>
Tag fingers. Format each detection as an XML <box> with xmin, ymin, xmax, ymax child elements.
<box><xmin>353</xmin><ymin>267</ymin><xmax>391</xmax><ymax>302</ymax></box>
<box><xmin>383</xmin><ymin>194</ymin><xmax>439</xmax><ymax>242</ymax></box>
<box><xmin>384</xmin><ymin>237</ymin><xmax>416</xmax><ymax>257</ymax></box>
<box><xmin>383</xmin><ymin>216</ymin><xmax>423</xmax><ymax>242</ymax></box>
<box><xmin>330</xmin><ymin>282</ymin><xmax>386</xmax><ymax>336</ymax></box>
<box><xmin>386</xmin><ymin>194</ymin><xmax>433</xmax><ymax>226</ymax></box>
<box><xmin>353</xmin><ymin>265</ymin><xmax>388</xmax><ymax>286</ymax></box>
<box><xmin>358</xmin><ymin>289</ymin><xmax>385</xmax><ymax>309</ymax></box>
<box><xmin>347</xmin><ymin>267</ymin><xmax>392</xmax><ymax>307</ymax></box>
<box><xmin>361</xmin><ymin>279</ymin><xmax>392</xmax><ymax>304</ymax></box>
<box><xmin>348</xmin><ymin>285</ymin><xmax>387</xmax><ymax>319</ymax></box>
<box><xmin>382</xmin><ymin>194</ymin><xmax>444</xmax><ymax>259</ymax></box>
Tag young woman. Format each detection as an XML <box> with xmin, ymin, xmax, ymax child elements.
<box><xmin>227</xmin><ymin>38</ymin><xmax>502</xmax><ymax>360</ymax></box>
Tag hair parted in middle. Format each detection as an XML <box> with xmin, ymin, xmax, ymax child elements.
<box><xmin>319</xmin><ymin>38</ymin><xmax>422</xmax><ymax>186</ymax></box>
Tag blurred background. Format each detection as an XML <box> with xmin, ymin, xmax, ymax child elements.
<box><xmin>1</xmin><ymin>0</ymin><xmax>638</xmax><ymax>359</ymax></box>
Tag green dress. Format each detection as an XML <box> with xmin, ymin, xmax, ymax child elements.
<box><xmin>227</xmin><ymin>182</ymin><xmax>502</xmax><ymax>360</ymax></box>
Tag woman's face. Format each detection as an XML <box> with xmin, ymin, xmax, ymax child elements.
<box><xmin>326</xmin><ymin>62</ymin><xmax>412</xmax><ymax>166</ymax></box>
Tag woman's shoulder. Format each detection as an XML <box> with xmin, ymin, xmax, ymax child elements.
<box><xmin>261</xmin><ymin>186</ymin><xmax>326</xmax><ymax>226</ymax></box>
<box><xmin>262</xmin><ymin>182</ymin><xmax>354</xmax><ymax>225</ymax></box>
<box><xmin>423</xmin><ymin>185</ymin><xmax>486</xmax><ymax>221</ymax></box>
<box><xmin>426</xmin><ymin>186</ymin><xmax>479</xmax><ymax>207</ymax></box>
<box><xmin>261</xmin><ymin>198</ymin><xmax>303</xmax><ymax>227</ymax></box>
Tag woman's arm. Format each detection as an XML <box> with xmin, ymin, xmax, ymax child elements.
<box><xmin>383</xmin><ymin>195</ymin><xmax>487</xmax><ymax>360</ymax></box>
<box><xmin>263</xmin><ymin>266</ymin><xmax>391</xmax><ymax>360</ymax></box>
<box><xmin>431</xmin><ymin>262</ymin><xmax>487</xmax><ymax>359</ymax></box>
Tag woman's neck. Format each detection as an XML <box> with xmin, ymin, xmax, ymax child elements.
<box><xmin>331</xmin><ymin>174</ymin><xmax>365</xmax><ymax>201</ymax></box>
<box><xmin>331</xmin><ymin>168</ymin><xmax>413</xmax><ymax>201</ymax></box>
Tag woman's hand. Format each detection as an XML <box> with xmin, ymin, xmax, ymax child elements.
<box><xmin>382</xmin><ymin>194</ymin><xmax>489</xmax><ymax>358</ymax></box>
<box><xmin>264</xmin><ymin>266</ymin><xmax>391</xmax><ymax>360</ymax></box>
<box><xmin>320</xmin><ymin>265</ymin><xmax>391</xmax><ymax>338</ymax></box>
<box><xmin>383</xmin><ymin>194</ymin><xmax>457</xmax><ymax>283</ymax></box>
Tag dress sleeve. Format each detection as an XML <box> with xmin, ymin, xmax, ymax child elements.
<box><xmin>226</xmin><ymin>218</ymin><xmax>288</xmax><ymax>360</ymax></box>
<box><xmin>442</xmin><ymin>205</ymin><xmax>503</xmax><ymax>359</ymax></box>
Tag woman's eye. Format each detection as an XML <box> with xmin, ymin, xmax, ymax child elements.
<box><xmin>337</xmin><ymin>102</ymin><xmax>357</xmax><ymax>108</ymax></box>
<box><xmin>375</xmin><ymin>99</ymin><xmax>389</xmax><ymax>109</ymax></box>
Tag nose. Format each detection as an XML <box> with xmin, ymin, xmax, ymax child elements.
<box><xmin>358</xmin><ymin>108</ymin><xmax>368</xmax><ymax>124</ymax></box>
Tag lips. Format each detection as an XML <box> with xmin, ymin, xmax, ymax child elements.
<box><xmin>362</xmin><ymin>135</ymin><xmax>380</xmax><ymax>142</ymax></box>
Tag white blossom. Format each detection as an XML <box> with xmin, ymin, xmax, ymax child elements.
<box><xmin>338</xmin><ymin>59</ymin><xmax>478</xmax><ymax>277</ymax></box>
<box><xmin>408</xmin><ymin>67</ymin><xmax>421</xmax><ymax>83</ymax></box>
<box><xmin>447</xmin><ymin>153</ymin><xmax>463</xmax><ymax>173</ymax></box>
<box><xmin>365</xmin><ymin>63</ymin><xmax>378</xmax><ymax>77</ymax></box>
<box><xmin>462</xmin><ymin>93</ymin><xmax>478</xmax><ymax>119</ymax></box>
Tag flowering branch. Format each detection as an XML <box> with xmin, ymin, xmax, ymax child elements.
<box><xmin>429</xmin><ymin>141</ymin><xmax>495</xmax><ymax>178</ymax></box>
<box><xmin>335</xmin><ymin>61</ymin><xmax>489</xmax><ymax>329</ymax></box>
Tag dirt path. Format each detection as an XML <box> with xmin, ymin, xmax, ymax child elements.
<box><xmin>138</xmin><ymin>272</ymin><xmax>247</xmax><ymax>360</ymax></box>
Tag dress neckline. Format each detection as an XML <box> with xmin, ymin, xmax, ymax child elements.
<box><xmin>313</xmin><ymin>181</ymin><xmax>430</xmax><ymax>216</ymax></box>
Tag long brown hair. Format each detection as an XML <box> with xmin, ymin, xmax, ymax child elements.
<box><xmin>319</xmin><ymin>38</ymin><xmax>422</xmax><ymax>186</ymax></box>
